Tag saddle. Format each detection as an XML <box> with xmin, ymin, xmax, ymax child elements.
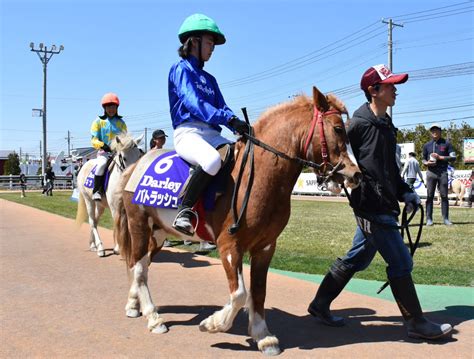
<box><xmin>125</xmin><ymin>144</ymin><xmax>234</xmax><ymax>211</ymax></box>
<box><xmin>178</xmin><ymin>144</ymin><xmax>234</xmax><ymax>202</ymax></box>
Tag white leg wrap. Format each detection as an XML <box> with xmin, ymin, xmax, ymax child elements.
<box><xmin>248</xmin><ymin>292</ymin><xmax>280</xmax><ymax>355</ymax></box>
<box><xmin>200</xmin><ymin>271</ymin><xmax>247</xmax><ymax>333</ymax></box>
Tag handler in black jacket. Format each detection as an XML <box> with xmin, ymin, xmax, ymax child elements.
<box><xmin>307</xmin><ymin>65</ymin><xmax>452</xmax><ymax>340</ymax></box>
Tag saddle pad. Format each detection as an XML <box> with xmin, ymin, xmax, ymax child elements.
<box><xmin>126</xmin><ymin>150</ymin><xmax>190</xmax><ymax>209</ymax></box>
<box><xmin>83</xmin><ymin>164</ymin><xmax>110</xmax><ymax>191</ymax></box>
<box><xmin>83</xmin><ymin>165</ymin><xmax>97</xmax><ymax>188</ymax></box>
<box><xmin>125</xmin><ymin>149</ymin><xmax>171</xmax><ymax>192</ymax></box>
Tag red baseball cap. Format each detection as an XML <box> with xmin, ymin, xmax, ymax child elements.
<box><xmin>360</xmin><ymin>64</ymin><xmax>408</xmax><ymax>92</ymax></box>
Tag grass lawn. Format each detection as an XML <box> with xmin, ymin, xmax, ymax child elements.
<box><xmin>1</xmin><ymin>191</ymin><xmax>472</xmax><ymax>286</ymax></box>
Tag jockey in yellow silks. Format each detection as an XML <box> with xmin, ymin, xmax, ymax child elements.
<box><xmin>90</xmin><ymin>92</ymin><xmax>127</xmax><ymax>201</ymax></box>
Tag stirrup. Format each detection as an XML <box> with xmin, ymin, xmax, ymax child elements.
<box><xmin>172</xmin><ymin>208</ymin><xmax>198</xmax><ymax>236</ymax></box>
<box><xmin>92</xmin><ymin>192</ymin><xmax>103</xmax><ymax>201</ymax></box>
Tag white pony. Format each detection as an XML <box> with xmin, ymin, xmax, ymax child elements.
<box><xmin>436</xmin><ymin>178</ymin><xmax>466</xmax><ymax>206</ymax></box>
<box><xmin>76</xmin><ymin>133</ymin><xmax>144</xmax><ymax>257</ymax></box>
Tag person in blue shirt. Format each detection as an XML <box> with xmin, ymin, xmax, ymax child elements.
<box><xmin>422</xmin><ymin>123</ymin><xmax>456</xmax><ymax>225</ymax></box>
<box><xmin>168</xmin><ymin>13</ymin><xmax>250</xmax><ymax>235</ymax></box>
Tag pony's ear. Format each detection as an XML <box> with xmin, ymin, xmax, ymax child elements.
<box><xmin>134</xmin><ymin>133</ymin><xmax>145</xmax><ymax>145</ymax></box>
<box><xmin>115</xmin><ymin>136</ymin><xmax>122</xmax><ymax>144</ymax></box>
<box><xmin>312</xmin><ymin>86</ymin><xmax>329</xmax><ymax>112</ymax></box>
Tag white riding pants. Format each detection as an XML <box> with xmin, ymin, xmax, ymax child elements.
<box><xmin>95</xmin><ymin>151</ymin><xmax>111</xmax><ymax>176</ymax></box>
<box><xmin>174</xmin><ymin>122</ymin><xmax>231</xmax><ymax>176</ymax></box>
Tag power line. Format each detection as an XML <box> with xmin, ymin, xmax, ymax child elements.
<box><xmin>222</xmin><ymin>27</ymin><xmax>387</xmax><ymax>88</ymax></box>
<box><xmin>397</xmin><ymin>116</ymin><xmax>473</xmax><ymax>127</ymax></box>
<box><xmin>396</xmin><ymin>103</ymin><xmax>474</xmax><ymax>115</ymax></box>
<box><xmin>403</xmin><ymin>9</ymin><xmax>474</xmax><ymax>24</ymax></box>
<box><xmin>392</xmin><ymin>1</ymin><xmax>472</xmax><ymax>19</ymax></box>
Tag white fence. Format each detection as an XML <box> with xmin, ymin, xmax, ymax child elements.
<box><xmin>292</xmin><ymin>170</ymin><xmax>473</xmax><ymax>198</ymax></box>
<box><xmin>0</xmin><ymin>175</ymin><xmax>74</xmax><ymax>190</ymax></box>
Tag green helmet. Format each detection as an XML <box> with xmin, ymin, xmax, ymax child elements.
<box><xmin>178</xmin><ymin>13</ymin><xmax>226</xmax><ymax>45</ymax></box>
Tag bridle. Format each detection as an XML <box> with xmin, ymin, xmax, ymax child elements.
<box><xmin>243</xmin><ymin>105</ymin><xmax>347</xmax><ymax>183</ymax></box>
<box><xmin>302</xmin><ymin>105</ymin><xmax>346</xmax><ymax>184</ymax></box>
<box><xmin>229</xmin><ymin>105</ymin><xmax>347</xmax><ymax>234</ymax></box>
<box><xmin>112</xmin><ymin>145</ymin><xmax>144</xmax><ymax>172</ymax></box>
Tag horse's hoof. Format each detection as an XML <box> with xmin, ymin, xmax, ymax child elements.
<box><xmin>126</xmin><ymin>309</ymin><xmax>141</xmax><ymax>318</ymax></box>
<box><xmin>113</xmin><ymin>250</ymin><xmax>120</xmax><ymax>255</ymax></box>
<box><xmin>199</xmin><ymin>318</ymin><xmax>218</xmax><ymax>333</ymax></box>
<box><xmin>151</xmin><ymin>324</ymin><xmax>168</xmax><ymax>334</ymax></box>
<box><xmin>258</xmin><ymin>336</ymin><xmax>281</xmax><ymax>356</ymax></box>
<box><xmin>261</xmin><ymin>345</ymin><xmax>281</xmax><ymax>356</ymax></box>
<box><xmin>97</xmin><ymin>250</ymin><xmax>106</xmax><ymax>257</ymax></box>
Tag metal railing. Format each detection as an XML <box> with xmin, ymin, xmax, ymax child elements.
<box><xmin>0</xmin><ymin>175</ymin><xmax>74</xmax><ymax>190</ymax></box>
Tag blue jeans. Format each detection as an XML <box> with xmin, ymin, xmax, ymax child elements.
<box><xmin>340</xmin><ymin>214</ymin><xmax>413</xmax><ymax>279</ymax></box>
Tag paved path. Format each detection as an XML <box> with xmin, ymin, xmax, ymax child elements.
<box><xmin>0</xmin><ymin>199</ymin><xmax>472</xmax><ymax>358</ymax></box>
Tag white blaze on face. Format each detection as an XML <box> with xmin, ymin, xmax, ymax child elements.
<box><xmin>346</xmin><ymin>142</ymin><xmax>358</xmax><ymax>166</ymax></box>
<box><xmin>326</xmin><ymin>181</ymin><xmax>342</xmax><ymax>194</ymax></box>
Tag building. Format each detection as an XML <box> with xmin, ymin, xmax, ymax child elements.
<box><xmin>0</xmin><ymin>150</ymin><xmax>14</xmax><ymax>175</ymax></box>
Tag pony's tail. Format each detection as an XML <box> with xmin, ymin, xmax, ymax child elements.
<box><xmin>75</xmin><ymin>191</ymin><xmax>87</xmax><ymax>227</ymax></box>
<box><xmin>114</xmin><ymin>193</ymin><xmax>132</xmax><ymax>268</ymax></box>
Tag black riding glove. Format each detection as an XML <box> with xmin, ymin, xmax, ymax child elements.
<box><xmin>102</xmin><ymin>144</ymin><xmax>112</xmax><ymax>152</ymax></box>
<box><xmin>402</xmin><ymin>191</ymin><xmax>421</xmax><ymax>213</ymax></box>
<box><xmin>229</xmin><ymin>116</ymin><xmax>250</xmax><ymax>136</ymax></box>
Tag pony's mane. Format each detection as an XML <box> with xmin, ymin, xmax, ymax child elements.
<box><xmin>257</xmin><ymin>95</ymin><xmax>312</xmax><ymax>127</ymax></box>
<box><xmin>326</xmin><ymin>93</ymin><xmax>348</xmax><ymax>114</ymax></box>
<box><xmin>110</xmin><ymin>132</ymin><xmax>135</xmax><ymax>151</ymax></box>
<box><xmin>256</xmin><ymin>92</ymin><xmax>347</xmax><ymax>128</ymax></box>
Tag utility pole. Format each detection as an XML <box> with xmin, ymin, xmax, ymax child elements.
<box><xmin>30</xmin><ymin>42</ymin><xmax>64</xmax><ymax>181</ymax></box>
<box><xmin>65</xmin><ymin>130</ymin><xmax>73</xmax><ymax>157</ymax></box>
<box><xmin>145</xmin><ymin>127</ymin><xmax>148</xmax><ymax>152</ymax></box>
<box><xmin>382</xmin><ymin>18</ymin><xmax>403</xmax><ymax>119</ymax></box>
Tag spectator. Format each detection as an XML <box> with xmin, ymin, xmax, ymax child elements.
<box><xmin>149</xmin><ymin>129</ymin><xmax>168</xmax><ymax>150</ymax></box>
<box><xmin>42</xmin><ymin>166</ymin><xmax>56</xmax><ymax>196</ymax></box>
<box><xmin>307</xmin><ymin>64</ymin><xmax>452</xmax><ymax>340</ymax></box>
<box><xmin>422</xmin><ymin>123</ymin><xmax>456</xmax><ymax>226</ymax></box>
<box><xmin>19</xmin><ymin>173</ymin><xmax>27</xmax><ymax>198</ymax></box>
<box><xmin>401</xmin><ymin>152</ymin><xmax>425</xmax><ymax>190</ymax></box>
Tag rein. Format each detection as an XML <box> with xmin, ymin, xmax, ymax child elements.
<box><xmin>341</xmin><ymin>184</ymin><xmax>424</xmax><ymax>294</ymax></box>
<box><xmin>228</xmin><ymin>106</ymin><xmax>344</xmax><ymax>234</ymax></box>
<box><xmin>113</xmin><ymin>144</ymin><xmax>143</xmax><ymax>172</ymax></box>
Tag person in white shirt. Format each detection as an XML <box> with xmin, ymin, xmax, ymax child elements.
<box><xmin>401</xmin><ymin>152</ymin><xmax>425</xmax><ymax>190</ymax></box>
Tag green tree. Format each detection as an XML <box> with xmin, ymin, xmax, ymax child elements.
<box><xmin>397</xmin><ymin>122</ymin><xmax>473</xmax><ymax>170</ymax></box>
<box><xmin>3</xmin><ymin>152</ymin><xmax>21</xmax><ymax>175</ymax></box>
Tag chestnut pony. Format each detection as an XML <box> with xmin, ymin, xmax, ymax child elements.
<box><xmin>114</xmin><ymin>87</ymin><xmax>361</xmax><ymax>355</ymax></box>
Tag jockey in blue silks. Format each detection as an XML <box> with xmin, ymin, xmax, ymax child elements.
<box><xmin>168</xmin><ymin>13</ymin><xmax>250</xmax><ymax>235</ymax></box>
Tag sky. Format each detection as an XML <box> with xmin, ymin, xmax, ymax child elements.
<box><xmin>1</xmin><ymin>0</ymin><xmax>473</xmax><ymax>160</ymax></box>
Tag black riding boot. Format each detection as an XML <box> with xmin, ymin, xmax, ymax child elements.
<box><xmin>308</xmin><ymin>258</ymin><xmax>355</xmax><ymax>327</ymax></box>
<box><xmin>173</xmin><ymin>166</ymin><xmax>213</xmax><ymax>236</ymax></box>
<box><xmin>92</xmin><ymin>175</ymin><xmax>105</xmax><ymax>201</ymax></box>
<box><xmin>389</xmin><ymin>274</ymin><xmax>452</xmax><ymax>340</ymax></box>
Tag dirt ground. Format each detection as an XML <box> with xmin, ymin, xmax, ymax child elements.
<box><xmin>0</xmin><ymin>199</ymin><xmax>472</xmax><ymax>358</ymax></box>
